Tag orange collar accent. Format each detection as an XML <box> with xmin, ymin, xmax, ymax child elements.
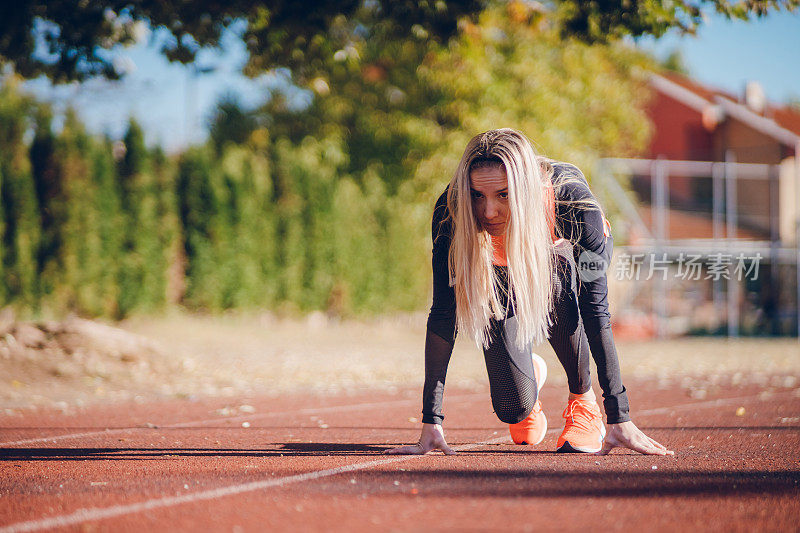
<box><xmin>491</xmin><ymin>234</ymin><xmax>507</xmax><ymax>266</ymax></box>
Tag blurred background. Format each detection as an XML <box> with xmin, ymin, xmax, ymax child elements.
<box><xmin>0</xmin><ymin>1</ymin><xmax>798</xmax><ymax>408</ymax></box>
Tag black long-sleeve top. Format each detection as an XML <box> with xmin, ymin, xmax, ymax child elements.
<box><xmin>422</xmin><ymin>162</ymin><xmax>631</xmax><ymax>425</ymax></box>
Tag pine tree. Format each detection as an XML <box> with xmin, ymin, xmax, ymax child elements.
<box><xmin>176</xmin><ymin>146</ymin><xmax>224</xmax><ymax>309</ymax></box>
<box><xmin>38</xmin><ymin>109</ymin><xmax>97</xmax><ymax>314</ymax></box>
<box><xmin>0</xmin><ymin>164</ymin><xmax>6</xmax><ymax>305</ymax></box>
<box><xmin>90</xmin><ymin>137</ymin><xmax>125</xmax><ymax>317</ymax></box>
<box><xmin>218</xmin><ymin>145</ymin><xmax>276</xmax><ymax>308</ymax></box>
<box><xmin>151</xmin><ymin>146</ymin><xmax>183</xmax><ymax>306</ymax></box>
<box><xmin>29</xmin><ymin>105</ymin><xmax>60</xmax><ymax>299</ymax></box>
<box><xmin>117</xmin><ymin>118</ymin><xmax>165</xmax><ymax>314</ymax></box>
<box><xmin>0</xmin><ymin>81</ymin><xmax>42</xmax><ymax>312</ymax></box>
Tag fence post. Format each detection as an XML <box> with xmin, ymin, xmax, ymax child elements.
<box><xmin>725</xmin><ymin>150</ymin><xmax>739</xmax><ymax>337</ymax></box>
<box><xmin>795</xmin><ymin>142</ymin><xmax>800</xmax><ymax>339</ymax></box>
<box><xmin>652</xmin><ymin>158</ymin><xmax>668</xmax><ymax>338</ymax></box>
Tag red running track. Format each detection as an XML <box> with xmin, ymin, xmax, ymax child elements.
<box><xmin>1</xmin><ymin>379</ymin><xmax>799</xmax><ymax>532</ymax></box>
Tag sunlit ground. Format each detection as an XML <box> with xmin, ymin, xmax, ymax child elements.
<box><xmin>5</xmin><ymin>311</ymin><xmax>796</xmax><ymax>411</ymax></box>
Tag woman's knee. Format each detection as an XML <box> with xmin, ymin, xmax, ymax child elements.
<box><xmin>490</xmin><ymin>381</ymin><xmax>538</xmax><ymax>424</ymax></box>
<box><xmin>501</xmin><ymin>404</ymin><xmax>534</xmax><ymax>424</ymax></box>
<box><xmin>484</xmin><ymin>318</ymin><xmax>539</xmax><ymax>424</ymax></box>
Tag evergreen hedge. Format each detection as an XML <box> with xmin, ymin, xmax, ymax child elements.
<box><xmin>0</xmin><ymin>83</ymin><xmax>430</xmax><ymax>319</ymax></box>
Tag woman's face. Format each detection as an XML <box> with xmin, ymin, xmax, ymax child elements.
<box><xmin>470</xmin><ymin>164</ymin><xmax>509</xmax><ymax>236</ymax></box>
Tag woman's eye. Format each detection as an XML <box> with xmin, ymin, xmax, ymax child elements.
<box><xmin>471</xmin><ymin>191</ymin><xmax>482</xmax><ymax>199</ymax></box>
<box><xmin>499</xmin><ymin>192</ymin><xmax>508</xmax><ymax>199</ymax></box>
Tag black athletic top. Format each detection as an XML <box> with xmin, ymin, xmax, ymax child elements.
<box><xmin>422</xmin><ymin>162</ymin><xmax>631</xmax><ymax>425</ymax></box>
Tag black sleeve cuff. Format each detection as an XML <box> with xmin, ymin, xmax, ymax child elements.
<box><xmin>602</xmin><ymin>387</ymin><xmax>631</xmax><ymax>424</ymax></box>
<box><xmin>421</xmin><ymin>414</ymin><xmax>444</xmax><ymax>425</ymax></box>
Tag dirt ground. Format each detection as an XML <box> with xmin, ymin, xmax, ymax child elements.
<box><xmin>2</xmin><ymin>310</ymin><xmax>798</xmax><ymax>412</ymax></box>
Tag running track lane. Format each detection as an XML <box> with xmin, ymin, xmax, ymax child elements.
<box><xmin>1</xmin><ymin>382</ymin><xmax>799</xmax><ymax>532</ymax></box>
<box><xmin>0</xmin><ymin>393</ymin><xmax>488</xmax><ymax>447</ymax></box>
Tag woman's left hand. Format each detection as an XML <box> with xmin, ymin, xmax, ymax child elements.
<box><xmin>596</xmin><ymin>420</ymin><xmax>674</xmax><ymax>456</ymax></box>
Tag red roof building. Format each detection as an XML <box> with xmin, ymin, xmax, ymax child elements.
<box><xmin>647</xmin><ymin>72</ymin><xmax>799</xmax><ymax>163</ymax></box>
<box><xmin>626</xmin><ymin>72</ymin><xmax>800</xmax><ymax>243</ymax></box>
<box><xmin>601</xmin><ymin>72</ymin><xmax>800</xmax><ymax>337</ymax></box>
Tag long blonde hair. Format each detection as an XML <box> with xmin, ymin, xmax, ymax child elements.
<box><xmin>447</xmin><ymin>128</ymin><xmax>557</xmax><ymax>349</ymax></box>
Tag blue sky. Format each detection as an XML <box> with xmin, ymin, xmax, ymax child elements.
<box><xmin>22</xmin><ymin>9</ymin><xmax>800</xmax><ymax>153</ymax></box>
<box><xmin>637</xmin><ymin>9</ymin><xmax>800</xmax><ymax>103</ymax></box>
<box><xmin>22</xmin><ymin>25</ymin><xmax>304</xmax><ymax>152</ymax></box>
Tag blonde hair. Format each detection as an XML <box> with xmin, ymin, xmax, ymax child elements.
<box><xmin>447</xmin><ymin>128</ymin><xmax>556</xmax><ymax>349</ymax></box>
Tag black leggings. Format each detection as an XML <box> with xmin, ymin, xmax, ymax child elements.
<box><xmin>484</xmin><ymin>247</ymin><xmax>592</xmax><ymax>424</ymax></box>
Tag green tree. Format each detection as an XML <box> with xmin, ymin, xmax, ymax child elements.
<box><xmin>329</xmin><ymin>175</ymin><xmax>384</xmax><ymax>313</ymax></box>
<box><xmin>257</xmin><ymin>10</ymin><xmax>453</xmax><ymax>194</ymax></box>
<box><xmin>38</xmin><ymin>110</ymin><xmax>99</xmax><ymax>314</ymax></box>
<box><xmin>117</xmin><ymin>118</ymin><xmax>166</xmax><ymax>314</ymax></box>
<box><xmin>0</xmin><ymin>1</ymin><xmax>480</xmax><ymax>83</ymax></box>
<box><xmin>272</xmin><ymin>136</ymin><xmax>343</xmax><ymax>310</ymax></box>
<box><xmin>661</xmin><ymin>49</ymin><xmax>690</xmax><ymax>74</ymax></box>
<box><xmin>420</xmin><ymin>3</ymin><xmax>653</xmax><ymax>168</ymax></box>
<box><xmin>555</xmin><ymin>0</ymin><xmax>798</xmax><ymax>42</ymax></box>
<box><xmin>29</xmin><ymin>103</ymin><xmax>60</xmax><ymax>303</ymax></box>
<box><xmin>3</xmin><ymin>1</ymin><xmax>793</xmax><ymax>84</ymax></box>
<box><xmin>0</xmin><ymin>165</ymin><xmax>4</xmax><ymax>305</ymax></box>
<box><xmin>263</xmin><ymin>1</ymin><xmax>653</xmax><ymax>193</ymax></box>
<box><xmin>0</xmin><ymin>81</ymin><xmax>41</xmax><ymax>310</ymax></box>
<box><xmin>218</xmin><ymin>145</ymin><xmax>277</xmax><ymax>308</ymax></box>
<box><xmin>151</xmin><ymin>146</ymin><xmax>184</xmax><ymax>307</ymax></box>
<box><xmin>208</xmin><ymin>92</ymin><xmax>260</xmax><ymax>153</ymax></box>
<box><xmin>257</xmin><ymin>2</ymin><xmax>658</xmax><ymax>312</ymax></box>
<box><xmin>176</xmin><ymin>145</ymin><xmax>225</xmax><ymax>309</ymax></box>
<box><xmin>89</xmin><ymin>137</ymin><xmax>125</xmax><ymax>317</ymax></box>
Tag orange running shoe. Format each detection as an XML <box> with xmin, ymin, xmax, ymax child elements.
<box><xmin>556</xmin><ymin>395</ymin><xmax>606</xmax><ymax>453</ymax></box>
<box><xmin>509</xmin><ymin>353</ymin><xmax>547</xmax><ymax>445</ymax></box>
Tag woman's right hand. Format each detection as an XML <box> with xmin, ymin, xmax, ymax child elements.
<box><xmin>384</xmin><ymin>423</ymin><xmax>457</xmax><ymax>455</ymax></box>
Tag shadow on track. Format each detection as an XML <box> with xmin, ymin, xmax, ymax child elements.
<box><xmin>0</xmin><ymin>443</ymin><xmax>389</xmax><ymax>460</ymax></box>
<box><xmin>338</xmin><ymin>470</ymin><xmax>800</xmax><ymax>497</ymax></box>
<box><xmin>3</xmin><ymin>425</ymin><xmax>797</xmax><ymax>433</ymax></box>
<box><xmin>0</xmin><ymin>426</ymin><xmax>503</xmax><ymax>431</ymax></box>
<box><xmin>7</xmin><ymin>445</ymin><xmax>795</xmax><ymax>498</ymax></box>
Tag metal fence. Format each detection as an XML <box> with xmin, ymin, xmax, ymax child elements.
<box><xmin>595</xmin><ymin>156</ymin><xmax>800</xmax><ymax>338</ymax></box>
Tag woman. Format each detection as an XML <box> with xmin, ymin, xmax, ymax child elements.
<box><xmin>387</xmin><ymin>128</ymin><xmax>672</xmax><ymax>456</ymax></box>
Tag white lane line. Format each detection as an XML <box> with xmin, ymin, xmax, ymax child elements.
<box><xmin>632</xmin><ymin>390</ymin><xmax>794</xmax><ymax>417</ymax></box>
<box><xmin>0</xmin><ymin>455</ymin><xmax>417</xmax><ymax>533</ymax></box>
<box><xmin>0</xmin><ymin>435</ymin><xmax>509</xmax><ymax>533</ymax></box>
<box><xmin>0</xmin><ymin>429</ymin><xmax>122</xmax><ymax>449</ymax></box>
<box><xmin>0</xmin><ymin>393</ymin><xmax>487</xmax><ymax>447</ymax></box>
<box><xmin>1</xmin><ymin>388</ymin><xmax>790</xmax><ymax>447</ymax></box>
<box><xmin>172</xmin><ymin>393</ymin><xmax>489</xmax><ymax>428</ymax></box>
<box><xmin>0</xmin><ymin>390</ymin><xmax>788</xmax><ymax>533</ymax></box>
